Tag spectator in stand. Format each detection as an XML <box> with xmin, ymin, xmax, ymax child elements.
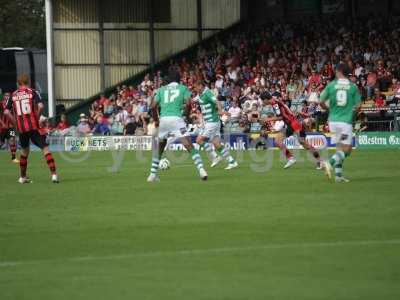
<box><xmin>55</xmin><ymin>114</ymin><xmax>70</xmax><ymax>136</ymax></box>
<box><xmin>124</xmin><ymin>118</ymin><xmax>137</xmax><ymax>135</ymax></box>
<box><xmin>77</xmin><ymin>114</ymin><xmax>92</xmax><ymax>136</ymax></box>
<box><xmin>92</xmin><ymin>116</ymin><xmax>110</xmax><ymax>135</ymax></box>
<box><xmin>247</xmin><ymin>103</ymin><xmax>260</xmax><ymax>124</ymax></box>
<box><xmin>137</xmin><ymin>99</ymin><xmax>149</xmax><ymax>134</ymax></box>
<box><xmin>307</xmin><ymin>69</ymin><xmax>322</xmax><ymax>91</ymax></box>
<box><xmin>228</xmin><ymin>101</ymin><xmax>242</xmax><ymax>123</ymax></box>
<box><xmin>388</xmin><ymin>78</ymin><xmax>400</xmax><ymax>105</ymax></box>
<box><xmin>307</xmin><ymin>84</ymin><xmax>320</xmax><ymax>103</ymax></box>
<box><xmin>374</xmin><ymin>88</ymin><xmax>386</xmax><ymax>108</ymax></box>
<box><xmin>355</xmin><ymin>112</ymin><xmax>368</xmax><ymax>132</ymax></box>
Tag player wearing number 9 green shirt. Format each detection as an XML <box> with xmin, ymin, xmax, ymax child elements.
<box><xmin>319</xmin><ymin>63</ymin><xmax>361</xmax><ymax>183</ymax></box>
<box><xmin>147</xmin><ymin>72</ymin><xmax>208</xmax><ymax>182</ymax></box>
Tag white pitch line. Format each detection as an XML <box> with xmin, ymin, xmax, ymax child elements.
<box><xmin>1</xmin><ymin>239</ymin><xmax>400</xmax><ymax>268</ymax></box>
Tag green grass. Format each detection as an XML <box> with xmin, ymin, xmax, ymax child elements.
<box><xmin>0</xmin><ymin>149</ymin><xmax>400</xmax><ymax>300</ymax></box>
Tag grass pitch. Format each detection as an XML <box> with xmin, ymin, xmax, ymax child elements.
<box><xmin>0</xmin><ymin>149</ymin><xmax>399</xmax><ymax>300</ymax></box>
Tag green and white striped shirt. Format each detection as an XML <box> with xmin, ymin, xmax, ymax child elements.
<box><xmin>198</xmin><ymin>88</ymin><xmax>219</xmax><ymax>123</ymax></box>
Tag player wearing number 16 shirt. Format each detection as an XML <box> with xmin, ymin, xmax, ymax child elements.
<box><xmin>319</xmin><ymin>63</ymin><xmax>361</xmax><ymax>183</ymax></box>
<box><xmin>147</xmin><ymin>72</ymin><xmax>208</xmax><ymax>182</ymax></box>
<box><xmin>4</xmin><ymin>74</ymin><xmax>59</xmax><ymax>184</ymax></box>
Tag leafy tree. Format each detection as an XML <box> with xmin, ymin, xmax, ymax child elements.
<box><xmin>0</xmin><ymin>0</ymin><xmax>45</xmax><ymax>49</ymax></box>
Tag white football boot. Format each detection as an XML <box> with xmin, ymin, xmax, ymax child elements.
<box><xmin>199</xmin><ymin>168</ymin><xmax>208</xmax><ymax>181</ymax></box>
<box><xmin>335</xmin><ymin>176</ymin><xmax>350</xmax><ymax>183</ymax></box>
<box><xmin>52</xmin><ymin>174</ymin><xmax>60</xmax><ymax>183</ymax></box>
<box><xmin>18</xmin><ymin>177</ymin><xmax>32</xmax><ymax>184</ymax></box>
<box><xmin>283</xmin><ymin>157</ymin><xmax>297</xmax><ymax>169</ymax></box>
<box><xmin>147</xmin><ymin>173</ymin><xmax>160</xmax><ymax>182</ymax></box>
<box><xmin>210</xmin><ymin>156</ymin><xmax>222</xmax><ymax>168</ymax></box>
<box><xmin>225</xmin><ymin>161</ymin><xmax>238</xmax><ymax>170</ymax></box>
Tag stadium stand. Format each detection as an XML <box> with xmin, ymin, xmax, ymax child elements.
<box><xmin>53</xmin><ymin>16</ymin><xmax>400</xmax><ymax>137</ymax></box>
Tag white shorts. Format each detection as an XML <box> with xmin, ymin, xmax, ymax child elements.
<box><xmin>199</xmin><ymin>122</ymin><xmax>221</xmax><ymax>140</ymax></box>
<box><xmin>329</xmin><ymin>122</ymin><xmax>353</xmax><ymax>145</ymax></box>
<box><xmin>158</xmin><ymin>117</ymin><xmax>189</xmax><ymax>140</ymax></box>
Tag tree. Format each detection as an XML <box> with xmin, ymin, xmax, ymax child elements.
<box><xmin>0</xmin><ymin>0</ymin><xmax>46</xmax><ymax>49</ymax></box>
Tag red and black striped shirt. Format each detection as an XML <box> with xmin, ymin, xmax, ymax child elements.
<box><xmin>270</xmin><ymin>99</ymin><xmax>303</xmax><ymax>132</ymax></box>
<box><xmin>270</xmin><ymin>99</ymin><xmax>297</xmax><ymax>124</ymax></box>
<box><xmin>6</xmin><ymin>87</ymin><xmax>42</xmax><ymax>133</ymax></box>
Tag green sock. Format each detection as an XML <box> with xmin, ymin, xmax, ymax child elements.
<box><xmin>335</xmin><ymin>163</ymin><xmax>343</xmax><ymax>178</ymax></box>
<box><xmin>150</xmin><ymin>157</ymin><xmax>160</xmax><ymax>175</ymax></box>
<box><xmin>329</xmin><ymin>150</ymin><xmax>345</xmax><ymax>166</ymax></box>
<box><xmin>190</xmin><ymin>149</ymin><xmax>204</xmax><ymax>171</ymax></box>
<box><xmin>204</xmin><ymin>142</ymin><xmax>218</xmax><ymax>160</ymax></box>
<box><xmin>217</xmin><ymin>146</ymin><xmax>235</xmax><ymax>164</ymax></box>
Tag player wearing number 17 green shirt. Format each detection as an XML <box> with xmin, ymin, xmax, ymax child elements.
<box><xmin>147</xmin><ymin>73</ymin><xmax>208</xmax><ymax>182</ymax></box>
<box><xmin>194</xmin><ymin>81</ymin><xmax>238</xmax><ymax>170</ymax></box>
<box><xmin>319</xmin><ymin>63</ymin><xmax>361</xmax><ymax>183</ymax></box>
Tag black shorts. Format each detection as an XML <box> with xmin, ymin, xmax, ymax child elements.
<box><xmin>19</xmin><ymin>130</ymin><xmax>48</xmax><ymax>149</ymax></box>
<box><xmin>286</xmin><ymin>124</ymin><xmax>306</xmax><ymax>138</ymax></box>
<box><xmin>0</xmin><ymin>128</ymin><xmax>16</xmax><ymax>143</ymax></box>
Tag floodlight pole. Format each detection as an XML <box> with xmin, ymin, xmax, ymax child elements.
<box><xmin>45</xmin><ymin>0</ymin><xmax>55</xmax><ymax>118</ymax></box>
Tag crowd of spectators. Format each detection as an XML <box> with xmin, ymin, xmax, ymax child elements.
<box><xmin>54</xmin><ymin>16</ymin><xmax>400</xmax><ymax>137</ymax></box>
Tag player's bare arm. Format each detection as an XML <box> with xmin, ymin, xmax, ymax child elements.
<box><xmin>319</xmin><ymin>102</ymin><xmax>328</xmax><ymax>110</ymax></box>
<box><xmin>4</xmin><ymin>109</ymin><xmax>16</xmax><ymax>126</ymax></box>
<box><xmin>150</xmin><ymin>98</ymin><xmax>160</xmax><ymax>127</ymax></box>
<box><xmin>36</xmin><ymin>102</ymin><xmax>44</xmax><ymax>121</ymax></box>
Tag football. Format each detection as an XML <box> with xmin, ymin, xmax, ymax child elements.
<box><xmin>159</xmin><ymin>158</ymin><xmax>171</xmax><ymax>170</ymax></box>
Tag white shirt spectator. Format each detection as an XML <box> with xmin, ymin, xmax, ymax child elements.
<box><xmin>228</xmin><ymin>106</ymin><xmax>242</xmax><ymax>120</ymax></box>
<box><xmin>364</xmin><ymin>51</ymin><xmax>372</xmax><ymax>62</ymax></box>
<box><xmin>355</xmin><ymin>66</ymin><xmax>364</xmax><ymax>77</ymax></box>
<box><xmin>334</xmin><ymin>44</ymin><xmax>343</xmax><ymax>55</ymax></box>
<box><xmin>215</xmin><ymin>76</ymin><xmax>224</xmax><ymax>89</ymax></box>
<box><xmin>77</xmin><ymin>121</ymin><xmax>91</xmax><ymax>136</ymax></box>
<box><xmin>308</xmin><ymin>91</ymin><xmax>319</xmax><ymax>103</ymax></box>
<box><xmin>228</xmin><ymin>69</ymin><xmax>237</xmax><ymax>81</ymax></box>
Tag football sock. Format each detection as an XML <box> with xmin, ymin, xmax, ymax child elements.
<box><xmin>191</xmin><ymin>149</ymin><xmax>204</xmax><ymax>171</ymax></box>
<box><xmin>20</xmin><ymin>155</ymin><xmax>28</xmax><ymax>178</ymax></box>
<box><xmin>10</xmin><ymin>144</ymin><xmax>16</xmax><ymax>160</ymax></box>
<box><xmin>329</xmin><ymin>150</ymin><xmax>345</xmax><ymax>167</ymax></box>
<box><xmin>45</xmin><ymin>153</ymin><xmax>57</xmax><ymax>175</ymax></box>
<box><xmin>150</xmin><ymin>157</ymin><xmax>160</xmax><ymax>175</ymax></box>
<box><xmin>330</xmin><ymin>151</ymin><xmax>345</xmax><ymax>178</ymax></box>
<box><xmin>217</xmin><ymin>146</ymin><xmax>235</xmax><ymax>164</ymax></box>
<box><xmin>335</xmin><ymin>163</ymin><xmax>343</xmax><ymax>178</ymax></box>
<box><xmin>204</xmin><ymin>142</ymin><xmax>218</xmax><ymax>160</ymax></box>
